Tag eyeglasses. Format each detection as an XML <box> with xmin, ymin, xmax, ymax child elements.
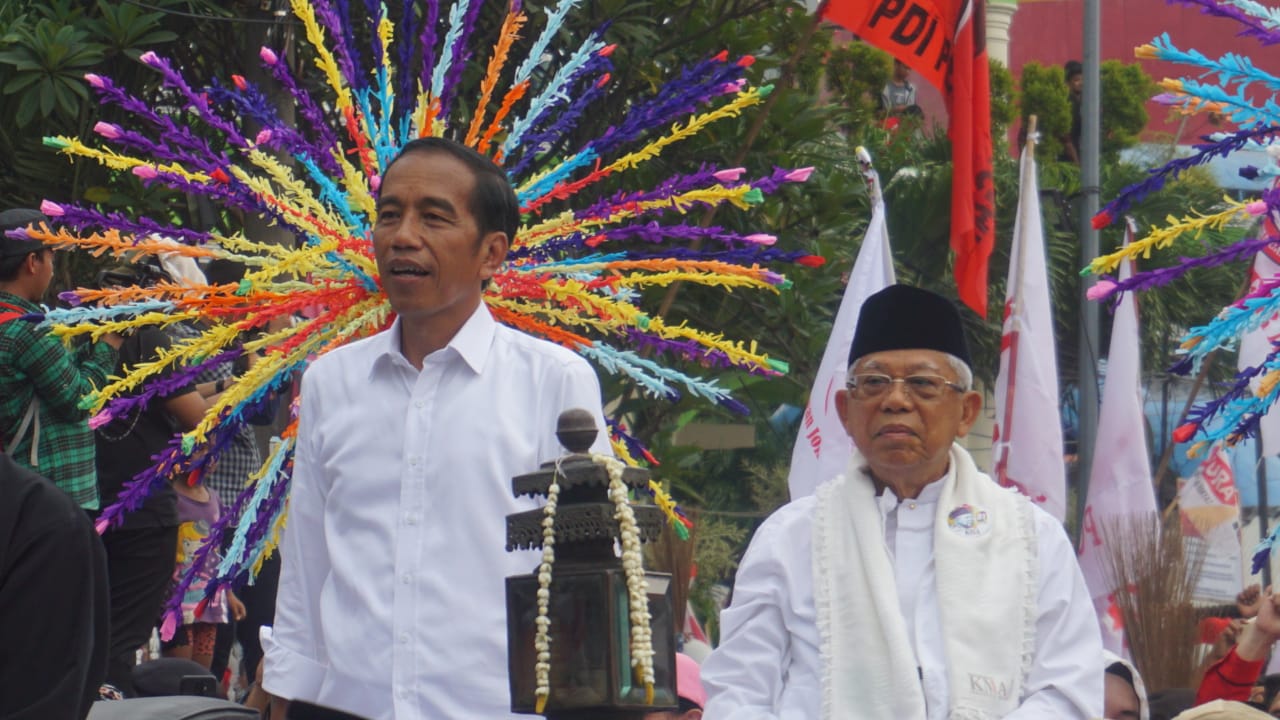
<box><xmin>845</xmin><ymin>372</ymin><xmax>965</xmax><ymax>401</ymax></box>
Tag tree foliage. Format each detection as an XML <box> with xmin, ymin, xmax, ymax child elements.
<box><xmin>1017</xmin><ymin>61</ymin><xmax>1073</xmax><ymax>161</ymax></box>
<box><xmin>1100</xmin><ymin>60</ymin><xmax>1155</xmax><ymax>155</ymax></box>
<box><xmin>1018</xmin><ymin>58</ymin><xmax>1156</xmax><ymax>162</ymax></box>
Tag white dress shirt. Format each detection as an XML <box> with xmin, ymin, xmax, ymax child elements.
<box><xmin>701</xmin><ymin>469</ymin><xmax>1103</xmax><ymax>720</ymax></box>
<box><xmin>263</xmin><ymin>304</ymin><xmax>610</xmax><ymax>720</ymax></box>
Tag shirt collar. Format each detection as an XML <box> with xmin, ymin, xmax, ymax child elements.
<box><xmin>370</xmin><ymin>302</ymin><xmax>496</xmax><ymax>377</ymax></box>
<box><xmin>872</xmin><ymin>463</ymin><xmax>951</xmax><ymax>515</ymax></box>
<box><xmin>0</xmin><ymin>291</ymin><xmax>38</xmax><ymax>312</ymax></box>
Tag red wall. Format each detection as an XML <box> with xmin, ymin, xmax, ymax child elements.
<box><xmin>1007</xmin><ymin>0</ymin><xmax>1280</xmax><ymax>143</ymax></box>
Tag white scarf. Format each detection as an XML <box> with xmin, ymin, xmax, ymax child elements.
<box><xmin>813</xmin><ymin>444</ymin><xmax>1038</xmax><ymax>720</ymax></box>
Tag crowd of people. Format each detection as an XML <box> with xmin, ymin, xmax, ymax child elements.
<box><xmin>0</xmin><ymin>209</ymin><xmax>280</xmax><ymax>717</ymax></box>
<box><xmin>6</xmin><ymin>136</ymin><xmax>1280</xmax><ymax>720</ymax></box>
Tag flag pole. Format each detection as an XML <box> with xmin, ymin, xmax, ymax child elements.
<box><xmin>995</xmin><ymin>116</ymin><xmax>1036</xmax><ymax>483</ymax></box>
<box><xmin>1076</xmin><ymin>0</ymin><xmax>1102</xmax><ymax>537</ymax></box>
<box><xmin>785</xmin><ymin>144</ymin><xmax>895</xmax><ymax>499</ymax></box>
<box><xmin>1260</xmin><ymin>444</ymin><xmax>1272</xmax><ymax>587</ymax></box>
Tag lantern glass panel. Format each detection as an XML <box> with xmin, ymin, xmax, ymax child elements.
<box><xmin>614</xmin><ymin>573</ymin><xmax>678</xmax><ymax>707</ymax></box>
<box><xmin>507</xmin><ymin>571</ymin><xmax>612</xmax><ymax>711</ymax></box>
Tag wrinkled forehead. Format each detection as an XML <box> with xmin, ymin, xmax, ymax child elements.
<box><xmin>851</xmin><ymin>349</ymin><xmax>953</xmax><ymax>376</ymax></box>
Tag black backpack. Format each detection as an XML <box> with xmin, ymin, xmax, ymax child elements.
<box><xmin>87</xmin><ymin>696</ymin><xmax>258</xmax><ymax>720</ymax></box>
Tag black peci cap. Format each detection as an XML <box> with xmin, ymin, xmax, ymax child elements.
<box><xmin>848</xmin><ymin>284</ymin><xmax>971</xmax><ymax>367</ymax></box>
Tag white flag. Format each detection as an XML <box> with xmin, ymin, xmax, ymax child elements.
<box><xmin>1238</xmin><ymin>242</ymin><xmax>1280</xmax><ymax>456</ymax></box>
<box><xmin>1077</xmin><ymin>219</ymin><xmax>1157</xmax><ymax>653</ymax></box>
<box><xmin>992</xmin><ymin>140</ymin><xmax>1067</xmax><ymax>520</ymax></box>
<box><xmin>787</xmin><ymin>147</ymin><xmax>895</xmax><ymax>499</ymax></box>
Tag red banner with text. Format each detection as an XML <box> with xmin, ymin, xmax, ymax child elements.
<box><xmin>820</xmin><ymin>0</ymin><xmax>994</xmax><ymax>317</ymax></box>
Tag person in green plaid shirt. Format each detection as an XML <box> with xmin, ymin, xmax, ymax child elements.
<box><xmin>0</xmin><ymin>208</ymin><xmax>122</xmax><ymax>510</ymax></box>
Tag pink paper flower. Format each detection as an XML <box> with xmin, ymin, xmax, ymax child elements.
<box><xmin>1085</xmin><ymin>279</ymin><xmax>1117</xmax><ymax>301</ymax></box>
<box><xmin>784</xmin><ymin>167</ymin><xmax>814</xmax><ymax>183</ymax></box>
<box><xmin>93</xmin><ymin>122</ymin><xmax>122</xmax><ymax>139</ymax></box>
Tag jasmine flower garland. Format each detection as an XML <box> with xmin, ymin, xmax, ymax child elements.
<box><xmin>596</xmin><ymin>453</ymin><xmax>656</xmax><ymax>703</ymax></box>
<box><xmin>533</xmin><ymin>467</ymin><xmax>561</xmax><ymax>713</ymax></box>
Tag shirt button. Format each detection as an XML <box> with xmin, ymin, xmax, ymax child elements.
<box><xmin>408</xmin><ymin>456</ymin><xmax>420</xmax><ymax>466</ymax></box>
<box><xmin>399</xmin><ymin>632</ymin><xmax>410</xmax><ymax>644</ymax></box>
<box><xmin>397</xmin><ymin>688</ymin><xmax>408</xmax><ymax>699</ymax></box>
<box><xmin>401</xmin><ymin>573</ymin><xmax>412</xmax><ymax>585</ymax></box>
<box><xmin>405</xmin><ymin>514</ymin><xmax>418</xmax><ymax>526</ymax></box>
<box><xmin>414</xmin><ymin>399</ymin><xmax>426</xmax><ymax>409</ymax></box>
<box><xmin>908</xmin><ymin>502</ymin><xmax>917</xmax><ymax>510</ymax></box>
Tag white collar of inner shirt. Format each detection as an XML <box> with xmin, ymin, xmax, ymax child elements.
<box><xmin>873</xmin><ymin>463</ymin><xmax>950</xmax><ymax>519</ymax></box>
<box><xmin>371</xmin><ymin>302</ymin><xmax>495</xmax><ymax>377</ymax></box>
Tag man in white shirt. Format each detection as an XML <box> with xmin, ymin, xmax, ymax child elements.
<box><xmin>701</xmin><ymin>284</ymin><xmax>1103</xmax><ymax>720</ymax></box>
<box><xmin>262</xmin><ymin>137</ymin><xmax>610</xmax><ymax>720</ymax></box>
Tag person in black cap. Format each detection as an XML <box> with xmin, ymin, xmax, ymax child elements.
<box><xmin>0</xmin><ymin>207</ymin><xmax>123</xmax><ymax>509</ymax></box>
<box><xmin>701</xmin><ymin>284</ymin><xmax>1103</xmax><ymax>719</ymax></box>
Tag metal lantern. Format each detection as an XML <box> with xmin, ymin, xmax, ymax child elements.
<box><xmin>505</xmin><ymin>409</ymin><xmax>677</xmax><ymax>720</ymax></box>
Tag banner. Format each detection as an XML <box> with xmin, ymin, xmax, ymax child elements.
<box><xmin>992</xmin><ymin>132</ymin><xmax>1066</xmax><ymax>520</ymax></box>
<box><xmin>1179</xmin><ymin>442</ymin><xmax>1244</xmax><ymax>604</ymax></box>
<box><xmin>787</xmin><ymin>148</ymin><xmax>895</xmax><ymax>499</ymax></box>
<box><xmin>1077</xmin><ymin>220</ymin><xmax>1157</xmax><ymax>653</ymax></box>
<box><xmin>819</xmin><ymin>0</ymin><xmax>994</xmax><ymax>317</ymax></box>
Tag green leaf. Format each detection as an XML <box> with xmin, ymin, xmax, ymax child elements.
<box><xmin>51</xmin><ymin>78</ymin><xmax>75</xmax><ymax>116</ymax></box>
<box><xmin>38</xmin><ymin>82</ymin><xmax>54</xmax><ymax>115</ymax></box>
<box><xmin>13</xmin><ymin>93</ymin><xmax>37</xmax><ymax>126</ymax></box>
<box><xmin>3</xmin><ymin>72</ymin><xmax>41</xmax><ymax>94</ymax></box>
<box><xmin>135</xmin><ymin>30</ymin><xmax>178</xmax><ymax>45</ymax></box>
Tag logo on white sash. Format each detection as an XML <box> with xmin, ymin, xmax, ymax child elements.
<box><xmin>968</xmin><ymin>672</ymin><xmax>1013</xmax><ymax>700</ymax></box>
<box><xmin>947</xmin><ymin>504</ymin><xmax>991</xmax><ymax>537</ymax></box>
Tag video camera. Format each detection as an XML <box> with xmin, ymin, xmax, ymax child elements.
<box><xmin>94</xmin><ymin>261</ymin><xmax>168</xmax><ymax>290</ymax></box>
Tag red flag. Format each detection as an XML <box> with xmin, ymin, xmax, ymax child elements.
<box><xmin>819</xmin><ymin>0</ymin><xmax>994</xmax><ymax>317</ymax></box>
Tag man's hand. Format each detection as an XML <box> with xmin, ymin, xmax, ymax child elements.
<box><xmin>1254</xmin><ymin>587</ymin><xmax>1280</xmax><ymax>637</ymax></box>
<box><xmin>1235</xmin><ymin>587</ymin><xmax>1280</xmax><ymax>661</ymax></box>
<box><xmin>1238</xmin><ymin>583</ymin><xmax>1264</xmax><ymax>619</ymax></box>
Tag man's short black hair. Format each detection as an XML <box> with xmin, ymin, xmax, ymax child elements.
<box><xmin>1106</xmin><ymin>661</ymin><xmax>1134</xmax><ymax>687</ymax></box>
<box><xmin>0</xmin><ymin>255</ymin><xmax>28</xmax><ymax>282</ymax></box>
<box><xmin>0</xmin><ymin>247</ymin><xmax>51</xmax><ymax>282</ymax></box>
<box><xmin>382</xmin><ymin>137</ymin><xmax>520</xmax><ymax>243</ymax></box>
<box><xmin>1065</xmin><ymin>60</ymin><xmax>1083</xmax><ymax>80</ymax></box>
